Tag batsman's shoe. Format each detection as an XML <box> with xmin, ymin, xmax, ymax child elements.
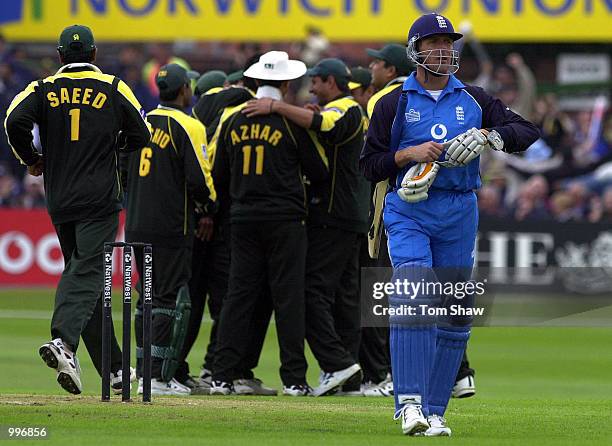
<box><xmin>234</xmin><ymin>378</ymin><xmax>278</xmax><ymax>396</ymax></box>
<box><xmin>210</xmin><ymin>380</ymin><xmax>234</xmax><ymax>395</ymax></box>
<box><xmin>394</xmin><ymin>404</ymin><xmax>429</xmax><ymax>436</ymax></box>
<box><xmin>111</xmin><ymin>367</ymin><xmax>136</xmax><ymax>395</ymax></box>
<box><xmin>198</xmin><ymin>368</ymin><xmax>212</xmax><ymax>389</ymax></box>
<box><xmin>312</xmin><ymin>364</ymin><xmax>361</xmax><ymax>397</ymax></box>
<box><xmin>362</xmin><ymin>381</ymin><xmax>392</xmax><ymax>397</ymax></box>
<box><xmin>39</xmin><ymin>338</ymin><xmax>82</xmax><ymax>395</ymax></box>
<box><xmin>137</xmin><ymin>378</ymin><xmax>191</xmax><ymax>396</ymax></box>
<box><xmin>282</xmin><ymin>384</ymin><xmax>313</xmax><ymax>396</ymax></box>
<box><xmin>452</xmin><ymin>375</ymin><xmax>475</xmax><ymax>398</ymax></box>
<box><xmin>425</xmin><ymin>415</ymin><xmax>452</xmax><ymax>437</ymax></box>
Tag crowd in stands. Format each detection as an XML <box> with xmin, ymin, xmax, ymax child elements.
<box><xmin>0</xmin><ymin>31</ymin><xmax>610</xmax><ymax>222</ymax></box>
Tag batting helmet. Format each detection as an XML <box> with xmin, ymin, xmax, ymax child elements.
<box><xmin>406</xmin><ymin>13</ymin><xmax>463</xmax><ymax>76</ymax></box>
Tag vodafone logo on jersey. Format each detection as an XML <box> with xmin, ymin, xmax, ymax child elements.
<box><xmin>430</xmin><ymin>124</ymin><xmax>448</xmax><ymax>140</ymax></box>
<box><xmin>0</xmin><ymin>210</ymin><xmax>126</xmax><ymax>286</ymax></box>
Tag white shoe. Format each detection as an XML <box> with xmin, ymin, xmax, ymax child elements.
<box><xmin>362</xmin><ymin>381</ymin><xmax>391</xmax><ymax>397</ymax></box>
<box><xmin>282</xmin><ymin>384</ymin><xmax>313</xmax><ymax>396</ymax></box>
<box><xmin>137</xmin><ymin>378</ymin><xmax>191</xmax><ymax>396</ymax></box>
<box><xmin>111</xmin><ymin>367</ymin><xmax>136</xmax><ymax>395</ymax></box>
<box><xmin>153</xmin><ymin>378</ymin><xmax>191</xmax><ymax>396</ymax></box>
<box><xmin>312</xmin><ymin>364</ymin><xmax>361</xmax><ymax>397</ymax></box>
<box><xmin>39</xmin><ymin>339</ymin><xmax>82</xmax><ymax>395</ymax></box>
<box><xmin>210</xmin><ymin>380</ymin><xmax>234</xmax><ymax>395</ymax></box>
<box><xmin>394</xmin><ymin>404</ymin><xmax>429</xmax><ymax>436</ymax></box>
<box><xmin>425</xmin><ymin>414</ymin><xmax>452</xmax><ymax>436</ymax></box>
<box><xmin>452</xmin><ymin>375</ymin><xmax>475</xmax><ymax>398</ymax></box>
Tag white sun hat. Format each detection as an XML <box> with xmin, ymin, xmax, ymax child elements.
<box><xmin>243</xmin><ymin>51</ymin><xmax>307</xmax><ymax>81</ymax></box>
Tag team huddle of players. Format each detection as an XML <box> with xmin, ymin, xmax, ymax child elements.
<box><xmin>156</xmin><ymin>51</ymin><xmax>398</xmax><ymax>398</ymax></box>
<box><xmin>5</xmin><ymin>15</ymin><xmax>539</xmax><ymax>437</ymax></box>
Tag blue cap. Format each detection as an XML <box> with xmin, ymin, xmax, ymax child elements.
<box><xmin>408</xmin><ymin>13</ymin><xmax>463</xmax><ymax>44</ymax></box>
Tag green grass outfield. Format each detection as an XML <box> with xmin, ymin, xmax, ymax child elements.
<box><xmin>1</xmin><ymin>289</ymin><xmax>611</xmax><ymax>445</ymax></box>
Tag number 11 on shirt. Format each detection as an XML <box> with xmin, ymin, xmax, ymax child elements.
<box><xmin>242</xmin><ymin>145</ymin><xmax>264</xmax><ymax>175</ymax></box>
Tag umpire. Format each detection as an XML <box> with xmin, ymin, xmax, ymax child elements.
<box><xmin>210</xmin><ymin>51</ymin><xmax>328</xmax><ymax>396</ymax></box>
<box><xmin>5</xmin><ymin>25</ymin><xmax>151</xmax><ymax>394</ymax></box>
<box><xmin>125</xmin><ymin>63</ymin><xmax>217</xmax><ymax>396</ymax></box>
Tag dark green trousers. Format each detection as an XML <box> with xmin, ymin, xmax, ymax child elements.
<box><xmin>51</xmin><ymin>212</ymin><xmax>122</xmax><ymax>375</ymax></box>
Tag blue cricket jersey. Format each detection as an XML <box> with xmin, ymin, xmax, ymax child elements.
<box><xmin>360</xmin><ymin>73</ymin><xmax>540</xmax><ymax>189</ymax></box>
<box><xmin>395</xmin><ymin>74</ymin><xmax>482</xmax><ymax>192</ymax></box>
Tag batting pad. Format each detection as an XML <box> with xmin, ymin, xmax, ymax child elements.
<box><xmin>390</xmin><ymin>324</ymin><xmax>437</xmax><ymax>415</ymax></box>
<box><xmin>428</xmin><ymin>326</ymin><xmax>470</xmax><ymax>416</ymax></box>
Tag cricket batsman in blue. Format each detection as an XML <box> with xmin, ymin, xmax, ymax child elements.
<box><xmin>360</xmin><ymin>13</ymin><xmax>539</xmax><ymax>436</ymax></box>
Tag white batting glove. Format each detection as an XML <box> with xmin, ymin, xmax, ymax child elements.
<box><xmin>444</xmin><ymin>127</ymin><xmax>490</xmax><ymax>167</ymax></box>
<box><xmin>397</xmin><ymin>162</ymin><xmax>440</xmax><ymax>203</ymax></box>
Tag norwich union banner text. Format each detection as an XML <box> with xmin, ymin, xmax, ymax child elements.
<box><xmin>1</xmin><ymin>0</ymin><xmax>610</xmax><ymax>42</ymax></box>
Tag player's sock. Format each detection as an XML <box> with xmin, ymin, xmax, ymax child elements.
<box><xmin>428</xmin><ymin>326</ymin><xmax>470</xmax><ymax>416</ymax></box>
<box><xmin>391</xmin><ymin>324</ymin><xmax>436</xmax><ymax>415</ymax></box>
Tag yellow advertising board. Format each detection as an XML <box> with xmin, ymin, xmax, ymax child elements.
<box><xmin>1</xmin><ymin>0</ymin><xmax>610</xmax><ymax>42</ymax></box>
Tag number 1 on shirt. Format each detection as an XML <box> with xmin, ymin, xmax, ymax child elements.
<box><xmin>69</xmin><ymin>108</ymin><xmax>80</xmax><ymax>141</ymax></box>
